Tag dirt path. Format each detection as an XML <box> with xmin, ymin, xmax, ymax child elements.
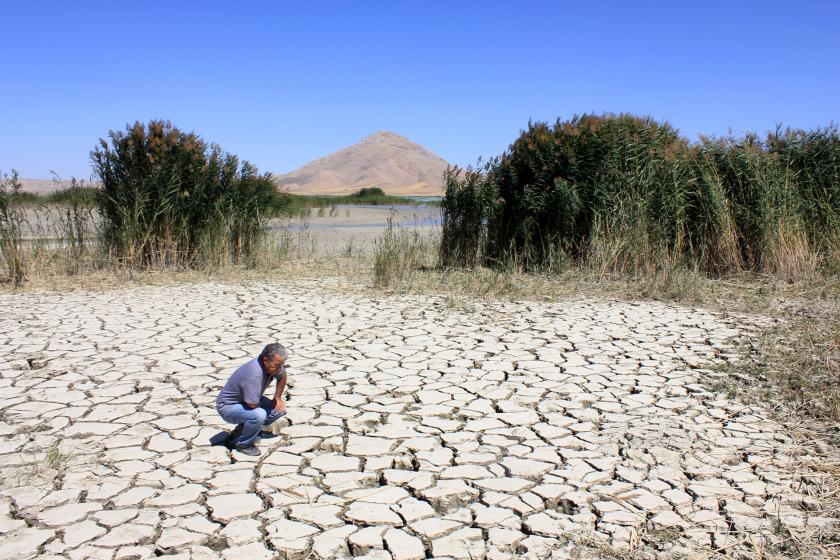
<box><xmin>0</xmin><ymin>282</ymin><xmax>835</xmax><ymax>559</ymax></box>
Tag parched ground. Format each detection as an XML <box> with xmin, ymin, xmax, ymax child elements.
<box><xmin>0</xmin><ymin>282</ymin><xmax>836</xmax><ymax>559</ymax></box>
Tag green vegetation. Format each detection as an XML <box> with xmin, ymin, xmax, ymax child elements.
<box><xmin>44</xmin><ymin>440</ymin><xmax>69</xmax><ymax>471</ymax></box>
<box><xmin>92</xmin><ymin>120</ymin><xmax>275</xmax><ymax>267</ymax></box>
<box><xmin>44</xmin><ymin>183</ymin><xmax>98</xmax><ymax>206</ymax></box>
<box><xmin>0</xmin><ymin>170</ymin><xmax>29</xmax><ymax>286</ymax></box>
<box><xmin>6</xmin><ymin>184</ymin><xmax>103</xmax><ymax>206</ymax></box>
<box><xmin>354</xmin><ymin>186</ymin><xmax>386</xmax><ymax>197</ymax></box>
<box><xmin>5</xmin><ymin>189</ymin><xmax>40</xmax><ymax>205</ymax></box>
<box><xmin>440</xmin><ymin>113</ymin><xmax>840</xmax><ymax>281</ymax></box>
<box><xmin>270</xmin><ymin>186</ymin><xmax>423</xmax><ymax>216</ymax></box>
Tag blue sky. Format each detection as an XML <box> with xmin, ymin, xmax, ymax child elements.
<box><xmin>2</xmin><ymin>1</ymin><xmax>839</xmax><ymax>179</ymax></box>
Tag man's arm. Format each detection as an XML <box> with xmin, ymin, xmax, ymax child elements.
<box><xmin>273</xmin><ymin>370</ymin><xmax>287</xmax><ymax>413</ymax></box>
<box><xmin>242</xmin><ymin>373</ymin><xmax>262</xmax><ymax>410</ymax></box>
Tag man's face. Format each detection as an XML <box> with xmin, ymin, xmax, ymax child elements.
<box><xmin>262</xmin><ymin>354</ymin><xmax>285</xmax><ymax>377</ymax></box>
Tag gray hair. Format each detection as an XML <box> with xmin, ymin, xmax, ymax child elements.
<box><xmin>260</xmin><ymin>342</ymin><xmax>288</xmax><ymax>362</ymax></box>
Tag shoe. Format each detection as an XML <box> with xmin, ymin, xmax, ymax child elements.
<box><xmin>253</xmin><ymin>430</ymin><xmax>278</xmax><ymax>445</ymax></box>
<box><xmin>234</xmin><ymin>444</ymin><xmax>260</xmax><ymax>456</ymax></box>
<box><xmin>226</xmin><ymin>424</ymin><xmax>244</xmax><ymax>448</ymax></box>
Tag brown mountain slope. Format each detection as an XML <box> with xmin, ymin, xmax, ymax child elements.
<box><xmin>274</xmin><ymin>131</ymin><xmax>449</xmax><ymax>196</ymax></box>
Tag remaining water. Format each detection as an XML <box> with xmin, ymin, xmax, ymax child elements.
<box><xmin>268</xmin><ymin>204</ymin><xmax>441</xmax><ymax>232</ymax></box>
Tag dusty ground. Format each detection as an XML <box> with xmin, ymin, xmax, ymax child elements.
<box><xmin>1</xmin><ymin>280</ymin><xmax>837</xmax><ymax>559</ymax></box>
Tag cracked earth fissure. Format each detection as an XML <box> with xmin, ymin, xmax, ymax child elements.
<box><xmin>0</xmin><ymin>282</ymin><xmax>836</xmax><ymax>559</ymax></box>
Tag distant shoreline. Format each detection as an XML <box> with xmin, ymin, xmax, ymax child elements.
<box><xmin>15</xmin><ymin>177</ymin><xmax>444</xmax><ymax>199</ymax></box>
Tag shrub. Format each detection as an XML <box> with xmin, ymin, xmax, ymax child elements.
<box><xmin>353</xmin><ymin>187</ymin><xmax>386</xmax><ymax>197</ymax></box>
<box><xmin>91</xmin><ymin>120</ymin><xmax>276</xmax><ymax>267</ymax></box>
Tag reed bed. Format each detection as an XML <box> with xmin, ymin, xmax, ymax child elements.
<box><xmin>92</xmin><ymin>120</ymin><xmax>275</xmax><ymax>269</ymax></box>
<box><xmin>440</xmin><ymin>114</ymin><xmax>840</xmax><ymax>281</ymax></box>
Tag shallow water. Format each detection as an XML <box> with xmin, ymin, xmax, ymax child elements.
<box><xmin>268</xmin><ymin>204</ymin><xmax>441</xmax><ymax>232</ymax></box>
<box><xmin>265</xmin><ymin>204</ymin><xmax>441</xmax><ymax>253</ymax></box>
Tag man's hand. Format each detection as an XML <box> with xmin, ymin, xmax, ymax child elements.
<box><xmin>273</xmin><ymin>397</ymin><xmax>286</xmax><ymax>414</ymax></box>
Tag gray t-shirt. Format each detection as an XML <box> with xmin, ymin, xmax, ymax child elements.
<box><xmin>216</xmin><ymin>358</ymin><xmax>282</xmax><ymax>410</ymax></box>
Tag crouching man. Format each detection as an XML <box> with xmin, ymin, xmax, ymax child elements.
<box><xmin>216</xmin><ymin>342</ymin><xmax>288</xmax><ymax>456</ymax></box>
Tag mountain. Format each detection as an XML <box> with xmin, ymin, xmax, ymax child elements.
<box><xmin>274</xmin><ymin>131</ymin><xmax>449</xmax><ymax>196</ymax></box>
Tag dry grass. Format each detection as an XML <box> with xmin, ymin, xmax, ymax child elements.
<box><xmin>6</xmin><ymin>228</ymin><xmax>840</xmax><ymax>310</ymax></box>
<box><xmin>700</xmin><ymin>292</ymin><xmax>840</xmax><ymax>559</ymax></box>
<box><xmin>731</xmin><ymin>304</ymin><xmax>840</xmax><ymax>427</ymax></box>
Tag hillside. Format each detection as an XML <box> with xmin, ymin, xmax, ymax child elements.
<box><xmin>274</xmin><ymin>131</ymin><xmax>449</xmax><ymax>196</ymax></box>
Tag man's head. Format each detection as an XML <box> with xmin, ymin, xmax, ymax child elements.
<box><xmin>259</xmin><ymin>342</ymin><xmax>288</xmax><ymax>377</ymax></box>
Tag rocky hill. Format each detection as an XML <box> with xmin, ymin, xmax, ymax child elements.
<box><xmin>274</xmin><ymin>131</ymin><xmax>449</xmax><ymax>196</ymax></box>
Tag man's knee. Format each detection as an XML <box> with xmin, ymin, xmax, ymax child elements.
<box><xmin>248</xmin><ymin>408</ymin><xmax>267</xmax><ymax>424</ymax></box>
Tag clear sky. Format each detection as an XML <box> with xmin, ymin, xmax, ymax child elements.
<box><xmin>2</xmin><ymin>1</ymin><xmax>839</xmax><ymax>180</ymax></box>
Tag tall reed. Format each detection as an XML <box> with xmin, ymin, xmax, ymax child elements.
<box><xmin>91</xmin><ymin>120</ymin><xmax>275</xmax><ymax>268</ymax></box>
<box><xmin>0</xmin><ymin>170</ymin><xmax>29</xmax><ymax>286</ymax></box>
<box><xmin>51</xmin><ymin>178</ymin><xmax>95</xmax><ymax>274</ymax></box>
<box><xmin>374</xmin><ymin>216</ymin><xmax>431</xmax><ymax>287</ymax></box>
<box><xmin>440</xmin><ymin>114</ymin><xmax>840</xmax><ymax>279</ymax></box>
<box><xmin>440</xmin><ymin>166</ymin><xmax>497</xmax><ymax>268</ymax></box>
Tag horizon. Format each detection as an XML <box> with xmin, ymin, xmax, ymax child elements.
<box><xmin>2</xmin><ymin>1</ymin><xmax>839</xmax><ymax>180</ymax></box>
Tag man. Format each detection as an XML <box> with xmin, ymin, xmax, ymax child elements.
<box><xmin>216</xmin><ymin>342</ymin><xmax>288</xmax><ymax>456</ymax></box>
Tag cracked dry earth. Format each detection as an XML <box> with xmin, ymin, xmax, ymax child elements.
<box><xmin>0</xmin><ymin>282</ymin><xmax>836</xmax><ymax>560</ymax></box>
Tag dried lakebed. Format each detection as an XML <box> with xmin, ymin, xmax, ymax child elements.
<box><xmin>0</xmin><ymin>282</ymin><xmax>835</xmax><ymax>559</ymax></box>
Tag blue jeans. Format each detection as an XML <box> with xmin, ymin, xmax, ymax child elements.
<box><xmin>218</xmin><ymin>396</ymin><xmax>285</xmax><ymax>447</ymax></box>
